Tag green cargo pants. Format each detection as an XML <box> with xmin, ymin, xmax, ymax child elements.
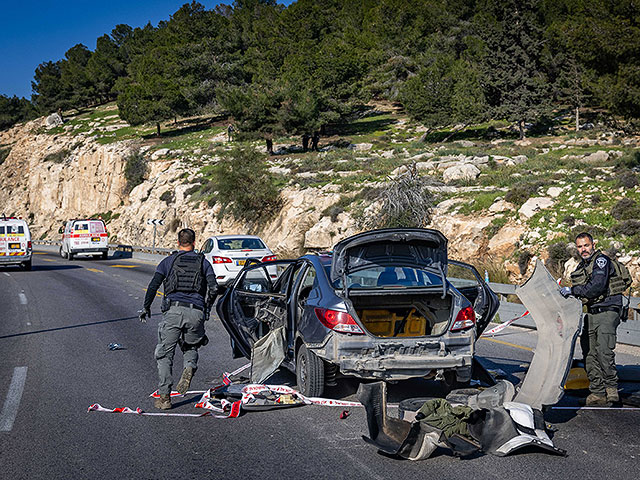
<box><xmin>583</xmin><ymin>310</ymin><xmax>620</xmax><ymax>395</ymax></box>
<box><xmin>155</xmin><ymin>305</ymin><xmax>207</xmax><ymax>395</ymax></box>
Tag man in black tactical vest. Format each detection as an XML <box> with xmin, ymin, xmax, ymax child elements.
<box><xmin>139</xmin><ymin>228</ymin><xmax>219</xmax><ymax>410</ymax></box>
<box><xmin>560</xmin><ymin>232</ymin><xmax>628</xmax><ymax>406</ymax></box>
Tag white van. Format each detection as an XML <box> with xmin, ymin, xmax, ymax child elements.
<box><xmin>59</xmin><ymin>218</ymin><xmax>109</xmax><ymax>260</ymax></box>
<box><xmin>0</xmin><ymin>216</ymin><xmax>32</xmax><ymax>270</ymax></box>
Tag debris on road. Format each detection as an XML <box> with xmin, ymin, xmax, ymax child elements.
<box><xmin>340</xmin><ymin>410</ymin><xmax>350</xmax><ymax>419</ymax></box>
<box><xmin>108</xmin><ymin>343</ymin><xmax>124</xmax><ymax>350</ymax></box>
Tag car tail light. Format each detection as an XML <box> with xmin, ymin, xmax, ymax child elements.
<box><xmin>314</xmin><ymin>308</ymin><xmax>364</xmax><ymax>334</ymax></box>
<box><xmin>261</xmin><ymin>255</ymin><xmax>277</xmax><ymax>262</ymax></box>
<box><xmin>27</xmin><ymin>241</ymin><xmax>32</xmax><ymax>249</ymax></box>
<box><xmin>450</xmin><ymin>307</ymin><xmax>476</xmax><ymax>332</ymax></box>
<box><xmin>211</xmin><ymin>256</ymin><xmax>232</xmax><ymax>264</ymax></box>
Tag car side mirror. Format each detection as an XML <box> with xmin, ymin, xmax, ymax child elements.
<box><xmin>58</xmin><ymin>227</ymin><xmax>64</xmax><ymax>234</ymax></box>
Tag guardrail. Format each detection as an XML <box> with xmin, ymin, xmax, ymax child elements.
<box><xmin>35</xmin><ymin>240</ymin><xmax>173</xmax><ymax>255</ymax></box>
<box><xmin>32</xmin><ymin>240</ymin><xmax>640</xmax><ymax>346</ymax></box>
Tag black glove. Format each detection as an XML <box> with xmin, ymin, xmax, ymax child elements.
<box><xmin>138</xmin><ymin>308</ymin><xmax>151</xmax><ymax>323</ymax></box>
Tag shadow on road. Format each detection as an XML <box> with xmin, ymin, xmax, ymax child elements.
<box><xmin>31</xmin><ymin>265</ymin><xmax>83</xmax><ymax>271</ymax></box>
<box><xmin>0</xmin><ymin>314</ymin><xmax>139</xmax><ymax>339</ymax></box>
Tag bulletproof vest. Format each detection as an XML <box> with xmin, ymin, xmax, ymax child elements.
<box><xmin>164</xmin><ymin>252</ymin><xmax>204</xmax><ymax>295</ymax></box>
<box><xmin>570</xmin><ymin>251</ymin><xmax>631</xmax><ymax>300</ymax></box>
<box><xmin>609</xmin><ymin>257</ymin><xmax>632</xmax><ymax>296</ymax></box>
<box><xmin>571</xmin><ymin>251</ymin><xmax>605</xmax><ymax>304</ymax></box>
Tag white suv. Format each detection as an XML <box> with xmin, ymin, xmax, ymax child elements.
<box><xmin>0</xmin><ymin>216</ymin><xmax>32</xmax><ymax>270</ymax></box>
<box><xmin>60</xmin><ymin>218</ymin><xmax>109</xmax><ymax>260</ymax></box>
<box><xmin>200</xmin><ymin>235</ymin><xmax>276</xmax><ymax>286</ymax></box>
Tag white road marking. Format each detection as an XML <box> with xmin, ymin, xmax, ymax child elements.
<box><xmin>0</xmin><ymin>366</ymin><xmax>28</xmax><ymax>432</ymax></box>
<box><xmin>18</xmin><ymin>292</ymin><xmax>27</xmax><ymax>305</ymax></box>
<box><xmin>3</xmin><ymin>273</ymin><xmax>9</xmax><ymax>277</ymax></box>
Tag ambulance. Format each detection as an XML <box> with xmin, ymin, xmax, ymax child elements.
<box><xmin>0</xmin><ymin>216</ymin><xmax>32</xmax><ymax>270</ymax></box>
<box><xmin>59</xmin><ymin>218</ymin><xmax>109</xmax><ymax>260</ymax></box>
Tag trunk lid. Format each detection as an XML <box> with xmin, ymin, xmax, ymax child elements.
<box><xmin>330</xmin><ymin>228</ymin><xmax>448</xmax><ymax>284</ymax></box>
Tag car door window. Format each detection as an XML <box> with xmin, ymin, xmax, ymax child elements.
<box><xmin>238</xmin><ymin>267</ymin><xmax>272</xmax><ymax>293</ymax></box>
<box><xmin>201</xmin><ymin>239</ymin><xmax>213</xmax><ymax>254</ymax></box>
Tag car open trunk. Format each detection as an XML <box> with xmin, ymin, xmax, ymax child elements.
<box><xmin>348</xmin><ymin>291</ymin><xmax>453</xmax><ymax>337</ymax></box>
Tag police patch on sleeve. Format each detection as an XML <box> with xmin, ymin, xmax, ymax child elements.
<box><xmin>596</xmin><ymin>257</ymin><xmax>608</xmax><ymax>269</ymax></box>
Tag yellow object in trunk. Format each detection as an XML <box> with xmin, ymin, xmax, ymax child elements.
<box><xmin>357</xmin><ymin>308</ymin><xmax>427</xmax><ymax>337</ymax></box>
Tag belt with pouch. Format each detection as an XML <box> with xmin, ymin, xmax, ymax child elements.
<box><xmin>168</xmin><ymin>300</ymin><xmax>204</xmax><ymax>311</ymax></box>
<box><xmin>588</xmin><ymin>306</ymin><xmax>621</xmax><ymax>315</ymax></box>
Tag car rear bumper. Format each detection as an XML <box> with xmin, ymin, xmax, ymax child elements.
<box><xmin>71</xmin><ymin>247</ymin><xmax>108</xmax><ymax>255</ymax></box>
<box><xmin>308</xmin><ymin>331</ymin><xmax>475</xmax><ymax>381</ymax></box>
<box><xmin>0</xmin><ymin>253</ymin><xmax>31</xmax><ymax>264</ymax></box>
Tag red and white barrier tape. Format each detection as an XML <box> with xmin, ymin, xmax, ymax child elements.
<box><xmin>90</xmin><ymin>361</ymin><xmax>370</xmax><ymax>419</ymax></box>
<box><xmin>482</xmin><ymin>310</ymin><xmax>530</xmax><ymax>336</ymax></box>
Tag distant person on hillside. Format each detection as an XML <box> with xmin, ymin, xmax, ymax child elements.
<box><xmin>227</xmin><ymin>124</ymin><xmax>235</xmax><ymax>142</ymax></box>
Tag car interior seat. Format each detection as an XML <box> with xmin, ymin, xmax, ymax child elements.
<box><xmin>377</xmin><ymin>268</ymin><xmax>398</xmax><ymax>286</ymax></box>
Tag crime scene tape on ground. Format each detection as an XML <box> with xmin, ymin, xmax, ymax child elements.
<box><xmin>87</xmin><ymin>403</ymin><xmax>226</xmax><ymax>417</ymax></box>
<box><xmin>482</xmin><ymin>310</ymin><xmax>530</xmax><ymax>337</ymax></box>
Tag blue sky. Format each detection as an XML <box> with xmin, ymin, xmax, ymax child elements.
<box><xmin>0</xmin><ymin>1</ymin><xmax>292</xmax><ymax>99</ymax></box>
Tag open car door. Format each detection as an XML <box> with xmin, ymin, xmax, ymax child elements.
<box><xmin>216</xmin><ymin>260</ymin><xmax>296</xmax><ymax>359</ymax></box>
<box><xmin>447</xmin><ymin>260</ymin><xmax>500</xmax><ymax>336</ymax></box>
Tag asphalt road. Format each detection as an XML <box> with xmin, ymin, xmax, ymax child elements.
<box><xmin>1</xmin><ymin>248</ymin><xmax>639</xmax><ymax>480</ymax></box>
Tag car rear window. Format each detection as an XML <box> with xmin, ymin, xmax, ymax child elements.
<box><xmin>0</xmin><ymin>226</ymin><xmax>4</xmax><ymax>234</ymax></box>
<box><xmin>5</xmin><ymin>225</ymin><xmax>24</xmax><ymax>234</ymax></box>
<box><xmin>327</xmin><ymin>265</ymin><xmax>443</xmax><ymax>289</ymax></box>
<box><xmin>74</xmin><ymin>222</ymin><xmax>89</xmax><ymax>231</ymax></box>
<box><xmin>217</xmin><ymin>238</ymin><xmax>265</xmax><ymax>250</ymax></box>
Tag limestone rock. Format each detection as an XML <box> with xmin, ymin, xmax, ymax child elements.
<box><xmin>518</xmin><ymin>197</ymin><xmax>554</xmax><ymax>219</ymax></box>
<box><xmin>581</xmin><ymin>150</ymin><xmax>609</xmax><ymax>163</ymax></box>
<box><xmin>487</xmin><ymin>224</ymin><xmax>526</xmax><ymax>258</ymax></box>
<box><xmin>45</xmin><ymin>113</ymin><xmax>63</xmax><ymax>128</ymax></box>
<box><xmin>352</xmin><ymin>143</ymin><xmax>373</xmax><ymax>152</ymax></box>
<box><xmin>151</xmin><ymin>148</ymin><xmax>170</xmax><ymax>160</ymax></box>
<box><xmin>304</xmin><ymin>213</ymin><xmax>357</xmax><ymax>250</ymax></box>
<box><xmin>442</xmin><ymin>164</ymin><xmax>480</xmax><ymax>183</ymax></box>
<box><xmin>489</xmin><ymin>199</ymin><xmax>515</xmax><ymax>213</ymax></box>
<box><xmin>546</xmin><ymin>186</ymin><xmax>564</xmax><ymax>198</ymax></box>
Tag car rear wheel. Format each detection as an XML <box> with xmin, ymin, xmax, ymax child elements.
<box><xmin>67</xmin><ymin>251</ymin><xmax>74</xmax><ymax>261</ymax></box>
<box><xmin>101</xmin><ymin>251</ymin><xmax>108</xmax><ymax>260</ymax></box>
<box><xmin>22</xmin><ymin>260</ymin><xmax>32</xmax><ymax>271</ymax></box>
<box><xmin>59</xmin><ymin>247</ymin><xmax>67</xmax><ymax>259</ymax></box>
<box><xmin>296</xmin><ymin>344</ymin><xmax>325</xmax><ymax>397</ymax></box>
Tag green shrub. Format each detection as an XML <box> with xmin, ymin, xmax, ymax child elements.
<box><xmin>616</xmin><ymin>170</ymin><xmax>639</xmax><ymax>189</ymax></box>
<box><xmin>504</xmin><ymin>180</ymin><xmax>548</xmax><ymax>206</ymax></box>
<box><xmin>611</xmin><ymin>198</ymin><xmax>640</xmax><ymax>220</ymax></box>
<box><xmin>43</xmin><ymin>149</ymin><xmax>71</xmax><ymax>163</ymax></box>
<box><xmin>518</xmin><ymin>251</ymin><xmax>532</xmax><ymax>275</ymax></box>
<box><xmin>160</xmin><ymin>190</ymin><xmax>175</xmax><ymax>204</ymax></box>
<box><xmin>0</xmin><ymin>146</ymin><xmax>10</xmax><ymax>165</ymax></box>
<box><xmin>609</xmin><ymin>219</ymin><xmax>640</xmax><ymax>237</ymax></box>
<box><xmin>209</xmin><ymin>148</ymin><xmax>282</xmax><ymax>224</ymax></box>
<box><xmin>562</xmin><ymin>215</ymin><xmax>576</xmax><ymax>226</ymax></box>
<box><xmin>485</xmin><ymin>216</ymin><xmax>508</xmax><ymax>238</ymax></box>
<box><xmin>547</xmin><ymin>243</ymin><xmax>571</xmax><ymax>278</ymax></box>
<box><xmin>124</xmin><ymin>150</ymin><xmax>148</xmax><ymax>193</ymax></box>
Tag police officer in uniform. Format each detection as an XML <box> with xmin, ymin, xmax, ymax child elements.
<box><xmin>561</xmin><ymin>232</ymin><xmax>623</xmax><ymax>406</ymax></box>
<box><xmin>139</xmin><ymin>228</ymin><xmax>218</xmax><ymax>410</ymax></box>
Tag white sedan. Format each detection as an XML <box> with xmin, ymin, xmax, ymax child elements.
<box><xmin>199</xmin><ymin>235</ymin><xmax>277</xmax><ymax>286</ymax></box>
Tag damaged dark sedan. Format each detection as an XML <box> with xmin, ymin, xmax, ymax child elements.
<box><xmin>216</xmin><ymin>228</ymin><xmax>499</xmax><ymax>396</ymax></box>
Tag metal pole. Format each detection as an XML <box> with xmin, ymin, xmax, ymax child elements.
<box><xmin>152</xmin><ymin>223</ymin><xmax>156</xmax><ymax>254</ymax></box>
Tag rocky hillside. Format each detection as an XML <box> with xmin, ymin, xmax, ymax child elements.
<box><xmin>1</xmin><ymin>103</ymin><xmax>638</xmax><ymax>291</ymax></box>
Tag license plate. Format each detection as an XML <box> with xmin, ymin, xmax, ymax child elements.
<box><xmin>9</xmin><ymin>243</ymin><xmax>20</xmax><ymax>249</ymax></box>
<box><xmin>237</xmin><ymin>259</ymin><xmax>246</xmax><ymax>266</ymax></box>
<box><xmin>91</xmin><ymin>237</ymin><xmax>100</xmax><ymax>242</ymax></box>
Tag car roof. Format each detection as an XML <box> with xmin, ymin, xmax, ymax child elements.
<box><xmin>208</xmin><ymin>234</ymin><xmax>264</xmax><ymax>240</ymax></box>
